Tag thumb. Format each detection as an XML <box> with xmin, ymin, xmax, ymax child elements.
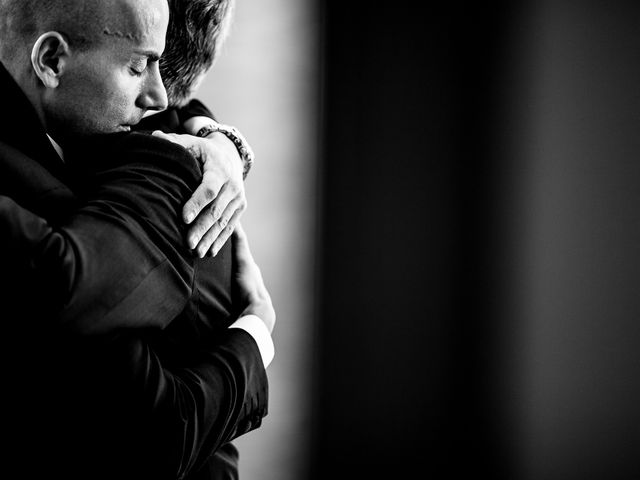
<box><xmin>232</xmin><ymin>224</ymin><xmax>254</xmax><ymax>263</ymax></box>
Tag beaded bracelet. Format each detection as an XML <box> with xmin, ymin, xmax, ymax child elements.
<box><xmin>196</xmin><ymin>122</ymin><xmax>255</xmax><ymax>179</ymax></box>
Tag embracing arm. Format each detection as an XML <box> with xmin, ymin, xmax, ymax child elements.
<box><xmin>122</xmin><ymin>227</ymin><xmax>274</xmax><ymax>478</ymax></box>
<box><xmin>0</xmin><ymin>196</ymin><xmax>271</xmax><ymax>477</ymax></box>
<box><xmin>0</xmin><ymin>135</ymin><xmax>195</xmax><ymax>335</ymax></box>
<box><xmin>108</xmin><ymin>327</ymin><xmax>269</xmax><ymax>479</ymax></box>
<box><xmin>0</xmin><ymin>194</ymin><xmax>190</xmax><ymax>334</ymax></box>
<box><xmin>140</xmin><ymin>99</ymin><xmax>253</xmax><ymax>258</ymax></box>
<box><xmin>0</xmin><ymin>133</ymin><xmax>274</xmax><ymax>474</ymax></box>
<box><xmin>95</xmin><ymin>225</ymin><xmax>275</xmax><ymax>478</ymax></box>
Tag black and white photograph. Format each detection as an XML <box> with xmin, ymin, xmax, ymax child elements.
<box><xmin>0</xmin><ymin>1</ymin><xmax>638</xmax><ymax>479</ymax></box>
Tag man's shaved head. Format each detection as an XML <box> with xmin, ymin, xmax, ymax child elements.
<box><xmin>0</xmin><ymin>0</ymin><xmax>166</xmax><ymax>65</ymax></box>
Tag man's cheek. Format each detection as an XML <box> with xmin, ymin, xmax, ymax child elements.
<box><xmin>113</xmin><ymin>75</ymin><xmax>142</xmax><ymax>111</ymax></box>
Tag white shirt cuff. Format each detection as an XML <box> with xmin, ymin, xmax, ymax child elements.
<box><xmin>229</xmin><ymin>314</ymin><xmax>275</xmax><ymax>368</ymax></box>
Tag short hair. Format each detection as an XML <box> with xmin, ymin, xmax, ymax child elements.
<box><xmin>161</xmin><ymin>0</ymin><xmax>235</xmax><ymax>108</ymax></box>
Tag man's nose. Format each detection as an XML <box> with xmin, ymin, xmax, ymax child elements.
<box><xmin>139</xmin><ymin>64</ymin><xmax>168</xmax><ymax>112</ymax></box>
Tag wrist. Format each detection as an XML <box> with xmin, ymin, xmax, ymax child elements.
<box><xmin>241</xmin><ymin>301</ymin><xmax>275</xmax><ymax>334</ymax></box>
<box><xmin>201</xmin><ymin>131</ymin><xmax>242</xmax><ymax>174</ymax></box>
<box><xmin>229</xmin><ymin>315</ymin><xmax>275</xmax><ymax>368</ymax></box>
<box><xmin>196</xmin><ymin>121</ymin><xmax>254</xmax><ymax>179</ymax></box>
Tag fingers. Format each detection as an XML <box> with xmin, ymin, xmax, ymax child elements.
<box><xmin>205</xmin><ymin>207</ymin><xmax>244</xmax><ymax>258</ymax></box>
<box><xmin>186</xmin><ymin>207</ymin><xmax>217</xmax><ymax>252</ymax></box>
<box><xmin>182</xmin><ymin>172</ymin><xmax>223</xmax><ymax>225</ymax></box>
<box><xmin>187</xmin><ymin>182</ymin><xmax>246</xmax><ymax>257</ymax></box>
<box><xmin>231</xmin><ymin>225</ymin><xmax>246</xmax><ymax>262</ymax></box>
<box><xmin>195</xmin><ymin>194</ymin><xmax>246</xmax><ymax>257</ymax></box>
<box><xmin>197</xmin><ymin>180</ymin><xmax>238</xmax><ymax>226</ymax></box>
<box><xmin>233</xmin><ymin>223</ymin><xmax>247</xmax><ymax>244</ymax></box>
<box><xmin>152</xmin><ymin>130</ymin><xmax>248</xmax><ymax>257</ymax></box>
<box><xmin>193</xmin><ymin>217</ymin><xmax>224</xmax><ymax>258</ymax></box>
<box><xmin>231</xmin><ymin>223</ymin><xmax>256</xmax><ymax>267</ymax></box>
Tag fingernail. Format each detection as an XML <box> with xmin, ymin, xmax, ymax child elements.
<box><xmin>189</xmin><ymin>236</ymin><xmax>198</xmax><ymax>249</ymax></box>
<box><xmin>212</xmin><ymin>248</ymin><xmax>219</xmax><ymax>257</ymax></box>
<box><xmin>185</xmin><ymin>211</ymin><xmax>195</xmax><ymax>223</ymax></box>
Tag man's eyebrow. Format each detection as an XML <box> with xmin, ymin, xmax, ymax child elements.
<box><xmin>134</xmin><ymin>50</ymin><xmax>161</xmax><ymax>62</ymax></box>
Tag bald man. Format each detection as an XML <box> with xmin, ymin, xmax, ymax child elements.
<box><xmin>0</xmin><ymin>0</ymin><xmax>273</xmax><ymax>478</ymax></box>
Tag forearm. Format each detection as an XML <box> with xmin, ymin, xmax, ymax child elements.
<box><xmin>0</xmin><ymin>194</ymin><xmax>189</xmax><ymax>334</ymax></box>
<box><xmin>187</xmin><ymin>442</ymin><xmax>239</xmax><ymax>480</ymax></box>
<box><xmin>111</xmin><ymin>328</ymin><xmax>269</xmax><ymax>478</ymax></box>
<box><xmin>0</xmin><ymin>131</ymin><xmax>207</xmax><ymax>334</ymax></box>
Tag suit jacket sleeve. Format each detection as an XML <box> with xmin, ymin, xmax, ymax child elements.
<box><xmin>0</xmin><ymin>134</ymin><xmax>269</xmax><ymax>477</ymax></box>
<box><xmin>0</xmin><ymin>139</ymin><xmax>191</xmax><ymax>335</ymax></box>
<box><xmin>107</xmin><ymin>327</ymin><xmax>267</xmax><ymax>479</ymax></box>
<box><xmin>70</xmin><ymin>133</ymin><xmax>269</xmax><ymax>477</ymax></box>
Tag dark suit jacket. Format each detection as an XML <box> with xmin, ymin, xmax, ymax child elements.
<box><xmin>0</xmin><ymin>62</ymin><xmax>266</xmax><ymax>480</ymax></box>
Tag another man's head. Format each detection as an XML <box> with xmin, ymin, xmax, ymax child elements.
<box><xmin>0</xmin><ymin>0</ymin><xmax>169</xmax><ymax>146</ymax></box>
<box><xmin>161</xmin><ymin>0</ymin><xmax>235</xmax><ymax>108</ymax></box>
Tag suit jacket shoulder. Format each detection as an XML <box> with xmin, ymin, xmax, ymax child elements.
<box><xmin>69</xmin><ymin>132</ymin><xmax>238</xmax><ymax>342</ymax></box>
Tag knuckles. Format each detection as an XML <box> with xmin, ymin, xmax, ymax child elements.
<box><xmin>210</xmin><ymin>206</ymin><xmax>222</xmax><ymax>220</ymax></box>
<box><xmin>202</xmin><ymin>186</ymin><xmax>218</xmax><ymax>202</ymax></box>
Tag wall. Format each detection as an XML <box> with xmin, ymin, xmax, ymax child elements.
<box><xmin>501</xmin><ymin>2</ymin><xmax>640</xmax><ymax>478</ymax></box>
<box><xmin>313</xmin><ymin>1</ymin><xmax>640</xmax><ymax>479</ymax></box>
<box><xmin>194</xmin><ymin>1</ymin><xmax>640</xmax><ymax>478</ymax></box>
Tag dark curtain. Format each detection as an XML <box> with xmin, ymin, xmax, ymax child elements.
<box><xmin>311</xmin><ymin>1</ymin><xmax>640</xmax><ymax>479</ymax></box>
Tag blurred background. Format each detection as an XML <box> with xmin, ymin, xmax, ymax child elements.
<box><xmin>197</xmin><ymin>1</ymin><xmax>640</xmax><ymax>479</ymax></box>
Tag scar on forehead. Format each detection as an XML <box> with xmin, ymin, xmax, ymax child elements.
<box><xmin>103</xmin><ymin>27</ymin><xmax>140</xmax><ymax>41</ymax></box>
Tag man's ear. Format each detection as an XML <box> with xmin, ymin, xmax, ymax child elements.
<box><xmin>30</xmin><ymin>32</ymin><xmax>71</xmax><ymax>88</ymax></box>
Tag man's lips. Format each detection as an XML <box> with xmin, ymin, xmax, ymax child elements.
<box><xmin>119</xmin><ymin>113</ymin><xmax>144</xmax><ymax>131</ymax></box>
